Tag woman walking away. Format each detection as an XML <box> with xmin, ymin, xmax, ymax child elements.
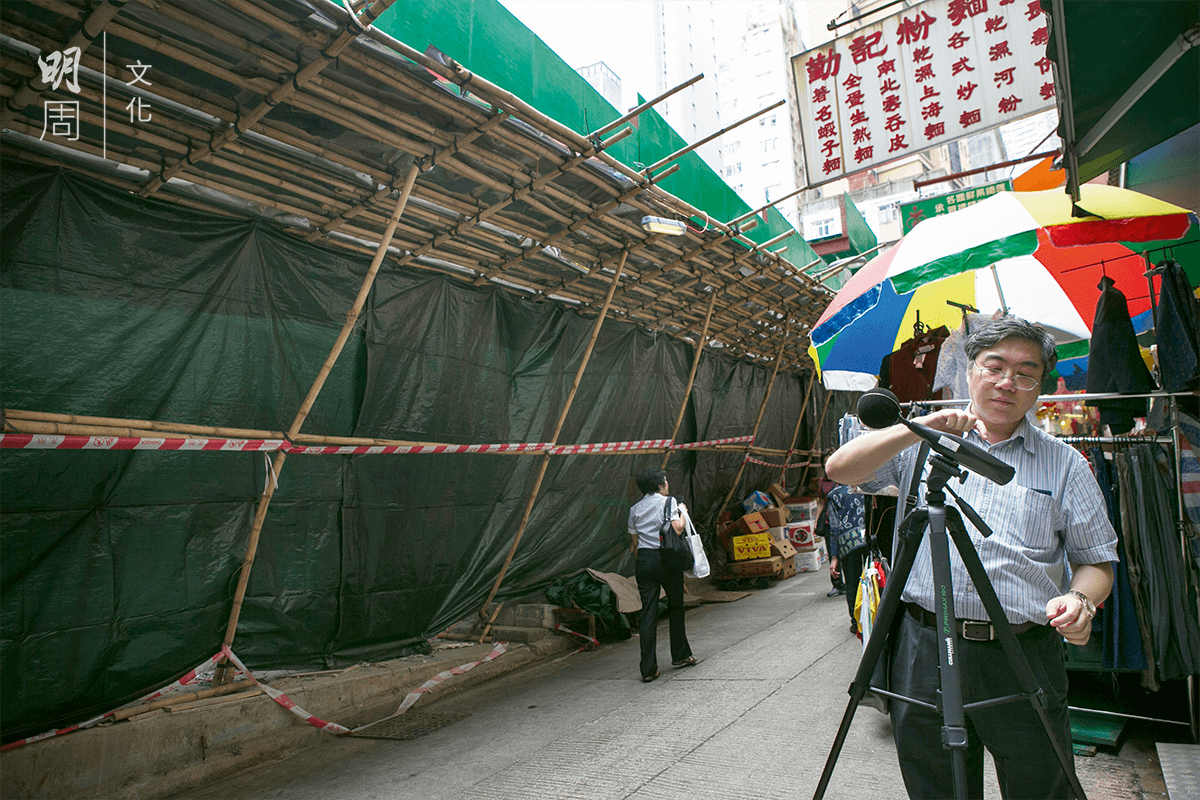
<box><xmin>628</xmin><ymin>466</ymin><xmax>697</xmax><ymax>682</ymax></box>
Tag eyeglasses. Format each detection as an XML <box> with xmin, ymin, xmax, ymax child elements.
<box><xmin>972</xmin><ymin>363</ymin><xmax>1041</xmax><ymax>391</ymax></box>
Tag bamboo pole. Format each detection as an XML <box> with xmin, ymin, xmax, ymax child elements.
<box><xmin>137</xmin><ymin>0</ymin><xmax>400</xmax><ymax>197</ymax></box>
<box><xmin>796</xmin><ymin>386</ymin><xmax>835</xmax><ymax>495</ymax></box>
<box><xmin>714</xmin><ymin>324</ymin><xmax>790</xmax><ymax>516</ymax></box>
<box><xmin>590</xmin><ymin>73</ymin><xmax>705</xmax><ymax>137</ymax></box>
<box><xmin>213</xmin><ymin>165</ymin><xmax>418</xmax><ymax>684</ymax></box>
<box><xmin>477</xmin><ymin>251</ymin><xmax>630</xmax><ymax>640</ymax></box>
<box><xmin>641</xmin><ymin>99</ymin><xmax>785</xmax><ymax>175</ymax></box>
<box><xmin>0</xmin><ymin>0</ymin><xmax>132</xmax><ymax>126</ymax></box>
<box><xmin>779</xmin><ymin>372</ymin><xmax>818</xmax><ymax>485</ymax></box>
<box><xmin>3</xmin><ymin>410</ymin><xmax>283</xmax><ymax>440</ymax></box>
<box><xmin>110</xmin><ymin>681</ymin><xmax>259</xmax><ymax>721</ymax></box>
<box><xmin>661</xmin><ymin>290</ymin><xmax>719</xmax><ymax>469</ymax></box>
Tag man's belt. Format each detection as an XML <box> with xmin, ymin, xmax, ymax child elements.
<box><xmin>904</xmin><ymin>602</ymin><xmax>1042</xmax><ymax>641</ymax></box>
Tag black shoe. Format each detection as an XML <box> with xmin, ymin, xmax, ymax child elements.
<box><xmin>827</xmin><ymin>587</ymin><xmax>845</xmax><ymax>597</ymax></box>
<box><xmin>641</xmin><ymin>671</ymin><xmax>659</xmax><ymax>683</ymax></box>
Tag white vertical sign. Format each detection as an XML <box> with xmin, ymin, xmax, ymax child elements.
<box><xmin>792</xmin><ymin>0</ymin><xmax>1056</xmax><ymax>186</ymax></box>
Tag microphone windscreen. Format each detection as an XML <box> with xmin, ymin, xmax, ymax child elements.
<box><xmin>857</xmin><ymin>389</ymin><xmax>901</xmax><ymax>429</ymax></box>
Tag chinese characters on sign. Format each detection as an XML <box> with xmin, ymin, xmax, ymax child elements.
<box><xmin>791</xmin><ymin>0</ymin><xmax>1055</xmax><ymax>186</ymax></box>
<box><xmin>37</xmin><ymin>45</ymin><xmax>156</xmax><ymax>143</ymax></box>
<box><xmin>899</xmin><ymin>179</ymin><xmax>1012</xmax><ymax>234</ymax></box>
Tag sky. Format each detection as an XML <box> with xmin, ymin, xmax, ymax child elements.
<box><xmin>497</xmin><ymin>0</ymin><xmax>658</xmax><ymax>112</ymax></box>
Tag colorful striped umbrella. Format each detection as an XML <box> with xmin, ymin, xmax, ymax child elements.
<box><xmin>808</xmin><ymin>186</ymin><xmax>1198</xmax><ymax>391</ymax></box>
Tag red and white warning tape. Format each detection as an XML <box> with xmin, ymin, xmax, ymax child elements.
<box><xmin>1</xmin><ymin>643</ymin><xmax>512</xmax><ymax>751</ymax></box>
<box><xmin>744</xmin><ymin>455</ymin><xmax>820</xmax><ymax>469</ymax></box>
<box><xmin>550</xmin><ymin>438</ymin><xmax>672</xmax><ymax>455</ymax></box>
<box><xmin>0</xmin><ymin>434</ymin><xmax>285</xmax><ymax>451</ymax></box>
<box><xmin>0</xmin><ymin>433</ymin><xmax>758</xmax><ymax>456</ymax></box>
<box><xmin>0</xmin><ymin>651</ymin><xmax>226</xmax><ymax>752</ymax></box>
<box><xmin>284</xmin><ymin>442</ymin><xmax>552</xmax><ymax>455</ymax></box>
<box><xmin>673</xmin><ymin>434</ymin><xmax>754</xmax><ymax>449</ymax></box>
<box><xmin>352</xmin><ymin>642</ymin><xmax>509</xmax><ymax>733</ymax></box>
<box><xmin>218</xmin><ymin>646</ymin><xmax>351</xmax><ymax>734</ymax></box>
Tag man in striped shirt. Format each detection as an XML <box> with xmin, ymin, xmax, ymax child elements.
<box><xmin>826</xmin><ymin>317</ymin><xmax>1117</xmax><ymax>799</ymax></box>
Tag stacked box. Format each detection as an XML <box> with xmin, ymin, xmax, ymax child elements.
<box><xmin>784</xmin><ymin>521</ymin><xmax>816</xmax><ymax>549</ymax></box>
<box><xmin>796</xmin><ymin>548</ymin><xmax>828</xmax><ymax>572</ymax></box>
<box><xmin>730</xmin><ymin>531</ymin><xmax>772</xmax><ymax>561</ymax></box>
<box><xmin>760</xmin><ymin>506</ymin><xmax>790</xmax><ymax>528</ymax></box>
<box><xmin>730</xmin><ymin>555</ymin><xmax>782</xmax><ymax>577</ymax></box>
<box><xmin>785</xmin><ymin>498</ymin><xmax>821</xmax><ymax>524</ymax></box>
<box><xmin>719</xmin><ymin>511</ymin><xmax>769</xmax><ymax>552</ymax></box>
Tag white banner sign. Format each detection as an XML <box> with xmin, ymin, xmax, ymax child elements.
<box><xmin>792</xmin><ymin>0</ymin><xmax>1056</xmax><ymax>186</ymax></box>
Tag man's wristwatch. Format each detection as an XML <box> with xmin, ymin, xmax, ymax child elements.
<box><xmin>1067</xmin><ymin>589</ymin><xmax>1096</xmax><ymax>618</ymax></box>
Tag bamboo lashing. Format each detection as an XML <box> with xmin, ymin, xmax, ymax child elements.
<box><xmin>640</xmin><ymin>99</ymin><xmax>786</xmax><ymax>176</ymax></box>
<box><xmin>477</xmin><ymin>251</ymin><xmax>629</xmax><ymax>641</ymax></box>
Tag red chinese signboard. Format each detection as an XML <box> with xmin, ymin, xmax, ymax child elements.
<box><xmin>791</xmin><ymin>0</ymin><xmax>1055</xmax><ymax>186</ymax></box>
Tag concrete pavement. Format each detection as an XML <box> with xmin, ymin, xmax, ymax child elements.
<box><xmin>171</xmin><ymin>567</ymin><xmax>1166</xmax><ymax>800</ymax></box>
<box><xmin>5</xmin><ymin>566</ymin><xmax>1171</xmax><ymax>799</ymax></box>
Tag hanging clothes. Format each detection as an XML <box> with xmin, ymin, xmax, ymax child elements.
<box><xmin>1115</xmin><ymin>444</ymin><xmax>1200</xmax><ymax>683</ymax></box>
<box><xmin>1086</xmin><ymin>447</ymin><xmax>1148</xmax><ymax>673</ymax></box>
<box><xmin>1153</xmin><ymin>259</ymin><xmax>1200</xmax><ymax>417</ymax></box>
<box><xmin>879</xmin><ymin>325</ymin><xmax>950</xmax><ymax>403</ymax></box>
<box><xmin>933</xmin><ymin>313</ymin><xmax>994</xmax><ymax>401</ymax></box>
<box><xmin>1085</xmin><ymin>277</ymin><xmax>1156</xmax><ymax>434</ymax></box>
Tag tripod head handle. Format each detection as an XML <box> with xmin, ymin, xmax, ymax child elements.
<box><xmin>857</xmin><ymin>389</ymin><xmax>1015</xmax><ymax>486</ymax></box>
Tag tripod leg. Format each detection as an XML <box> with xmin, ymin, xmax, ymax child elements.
<box><xmin>945</xmin><ymin>509</ymin><xmax>1088</xmax><ymax>800</ymax></box>
<box><xmin>812</xmin><ymin>510</ymin><xmax>928</xmax><ymax>800</ymax></box>
<box><xmin>926</xmin><ymin>503</ymin><xmax>971</xmax><ymax>799</ymax></box>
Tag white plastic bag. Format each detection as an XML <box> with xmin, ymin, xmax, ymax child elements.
<box><xmin>681</xmin><ymin>508</ymin><xmax>711</xmax><ymax>578</ymax></box>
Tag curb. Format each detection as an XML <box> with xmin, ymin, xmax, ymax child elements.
<box><xmin>0</xmin><ymin>634</ymin><xmax>580</xmax><ymax>800</ymax></box>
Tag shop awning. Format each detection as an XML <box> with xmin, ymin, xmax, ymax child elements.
<box><xmin>1045</xmin><ymin>0</ymin><xmax>1200</xmax><ymax>200</ymax></box>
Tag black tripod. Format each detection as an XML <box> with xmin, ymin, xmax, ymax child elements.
<box><xmin>812</xmin><ymin>453</ymin><xmax>1087</xmax><ymax>800</ymax></box>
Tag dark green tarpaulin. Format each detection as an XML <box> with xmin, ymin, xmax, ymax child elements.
<box><xmin>1</xmin><ymin>161</ymin><xmax>820</xmax><ymax>742</ymax></box>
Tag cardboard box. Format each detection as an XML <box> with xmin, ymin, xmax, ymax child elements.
<box><xmin>736</xmin><ymin>511</ymin><xmax>769</xmax><ymax>535</ymax></box>
<box><xmin>796</xmin><ymin>548</ymin><xmax>828</xmax><ymax>572</ymax></box>
<box><xmin>769</xmin><ymin>482</ymin><xmax>790</xmax><ymax>508</ymax></box>
<box><xmin>730</xmin><ymin>555</ymin><xmax>782</xmax><ymax>577</ymax></box>
<box><xmin>770</xmin><ymin>538</ymin><xmax>797</xmax><ymax>561</ymax></box>
<box><xmin>731</xmin><ymin>531</ymin><xmax>773</xmax><ymax>561</ymax></box>
<box><xmin>760</xmin><ymin>506</ymin><xmax>791</xmax><ymax>527</ymax></box>
<box><xmin>768</xmin><ymin>526</ymin><xmax>787</xmax><ymax>541</ymax></box>
<box><xmin>784</xmin><ymin>522</ymin><xmax>816</xmax><ymax>549</ymax></box>
<box><xmin>742</xmin><ymin>491</ymin><xmax>772</xmax><ymax>513</ymax></box>
<box><xmin>785</xmin><ymin>498</ymin><xmax>821</xmax><ymax>523</ymax></box>
<box><xmin>779</xmin><ymin>556</ymin><xmax>797</xmax><ymax>580</ymax></box>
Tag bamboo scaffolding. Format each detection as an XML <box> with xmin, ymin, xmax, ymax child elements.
<box><xmin>779</xmin><ymin>372</ymin><xmax>818</xmax><ymax>487</ymax></box>
<box><xmin>213</xmin><ymin>164</ymin><xmax>418</xmax><ymax>684</ymax></box>
<box><xmin>590</xmin><ymin>74</ymin><xmax>704</xmax><ymax>137</ymax></box>
<box><xmin>136</xmin><ymin>0</ymin><xmax>401</xmax><ymax>198</ymax></box>
<box><xmin>477</xmin><ymin>251</ymin><xmax>629</xmax><ymax>641</ymax></box>
<box><xmin>662</xmin><ymin>290</ymin><xmax>719</xmax><ymax>470</ymax></box>
<box><xmin>796</xmin><ymin>387</ymin><xmax>835</xmax><ymax>493</ymax></box>
<box><xmin>641</xmin><ymin>99</ymin><xmax>786</xmax><ymax>176</ymax></box>
<box><xmin>714</xmin><ymin>325</ymin><xmax>790</xmax><ymax>515</ymax></box>
<box><xmin>0</xmin><ymin>0</ymin><xmax>132</xmax><ymax>125</ymax></box>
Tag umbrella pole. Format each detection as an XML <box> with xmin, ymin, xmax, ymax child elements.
<box><xmin>988</xmin><ymin>265</ymin><xmax>1009</xmax><ymax>315</ymax></box>
<box><xmin>662</xmin><ymin>290</ymin><xmax>719</xmax><ymax>469</ymax></box>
